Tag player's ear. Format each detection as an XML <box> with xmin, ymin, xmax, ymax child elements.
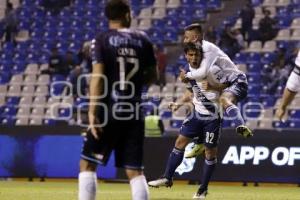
<box><xmin>124</xmin><ymin>12</ymin><xmax>131</xmax><ymax>27</ymax></box>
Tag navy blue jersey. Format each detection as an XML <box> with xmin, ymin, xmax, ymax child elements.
<box><xmin>91</xmin><ymin>29</ymin><xmax>156</xmax><ymax>105</ymax></box>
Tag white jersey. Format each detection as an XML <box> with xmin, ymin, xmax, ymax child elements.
<box><xmin>186</xmin><ymin>40</ymin><xmax>244</xmax><ymax>85</ymax></box>
<box><xmin>286</xmin><ymin>50</ymin><xmax>300</xmax><ymax>92</ymax></box>
<box><xmin>188</xmin><ymin>64</ymin><xmax>221</xmax><ymax>115</ymax></box>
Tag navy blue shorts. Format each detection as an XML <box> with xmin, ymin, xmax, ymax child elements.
<box><xmin>81</xmin><ymin>120</ymin><xmax>145</xmax><ymax>170</ymax></box>
<box><xmin>180</xmin><ymin>111</ymin><xmax>222</xmax><ymax>148</ymax></box>
<box><xmin>224</xmin><ymin>74</ymin><xmax>248</xmax><ymax>102</ymax></box>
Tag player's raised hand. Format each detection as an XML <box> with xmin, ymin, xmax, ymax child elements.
<box><xmin>179</xmin><ymin>68</ymin><xmax>189</xmax><ymax>83</ymax></box>
<box><xmin>275</xmin><ymin>107</ymin><xmax>286</xmax><ymax>122</ymax></box>
<box><xmin>88</xmin><ymin>114</ymin><xmax>103</xmax><ymax>140</ymax></box>
<box><xmin>201</xmin><ymin>80</ymin><xmax>209</xmax><ymax>90</ymax></box>
<box><xmin>168</xmin><ymin>102</ymin><xmax>180</xmax><ymax>112</ymax></box>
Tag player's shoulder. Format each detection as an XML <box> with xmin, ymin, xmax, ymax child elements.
<box><xmin>295</xmin><ymin>50</ymin><xmax>300</xmax><ymax>66</ymax></box>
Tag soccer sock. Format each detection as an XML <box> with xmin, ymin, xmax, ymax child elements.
<box><xmin>78</xmin><ymin>171</ymin><xmax>97</xmax><ymax>200</ymax></box>
<box><xmin>225</xmin><ymin>105</ymin><xmax>245</xmax><ymax>127</ymax></box>
<box><xmin>163</xmin><ymin>147</ymin><xmax>185</xmax><ymax>179</ymax></box>
<box><xmin>130</xmin><ymin>175</ymin><xmax>149</xmax><ymax>200</ymax></box>
<box><xmin>199</xmin><ymin>158</ymin><xmax>217</xmax><ymax>191</ymax></box>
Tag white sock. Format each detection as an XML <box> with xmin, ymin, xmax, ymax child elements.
<box><xmin>78</xmin><ymin>171</ymin><xmax>97</xmax><ymax>200</ymax></box>
<box><xmin>130</xmin><ymin>175</ymin><xmax>149</xmax><ymax>200</ymax></box>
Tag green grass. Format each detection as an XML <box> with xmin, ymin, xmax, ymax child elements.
<box><xmin>0</xmin><ymin>181</ymin><xmax>299</xmax><ymax>200</ymax></box>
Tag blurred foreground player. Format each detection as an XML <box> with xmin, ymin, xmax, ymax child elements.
<box><xmin>276</xmin><ymin>50</ymin><xmax>300</xmax><ymax>120</ymax></box>
<box><xmin>78</xmin><ymin>1</ymin><xmax>157</xmax><ymax>200</ymax></box>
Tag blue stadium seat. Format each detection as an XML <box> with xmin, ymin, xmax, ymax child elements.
<box><xmin>273</xmin><ymin>121</ymin><xmax>289</xmax><ymax>128</ymax></box>
<box><xmin>1</xmin><ymin>107</ymin><xmax>17</xmax><ymax>117</ymax></box>
<box><xmin>277</xmin><ymin>17</ymin><xmax>292</xmax><ymax>29</ymax></box>
<box><xmin>1</xmin><ymin>117</ymin><xmax>15</xmax><ymax>126</ymax></box>
<box><xmin>207</xmin><ymin>0</ymin><xmax>222</xmax><ymax>10</ymax></box>
<box><xmin>165</xmin><ymin>17</ymin><xmax>178</xmax><ymax>29</ymax></box>
<box><xmin>166</xmin><ymin>8</ymin><xmax>179</xmax><ymax>17</ymax></box>
<box><xmin>152</xmin><ymin>19</ymin><xmax>165</xmax><ymax>29</ymax></box>
<box><xmin>6</xmin><ymin>97</ymin><xmax>20</xmax><ymax>106</ymax></box>
<box><xmin>181</xmin><ymin>0</ymin><xmax>193</xmax><ymax>5</ymax></box>
<box><xmin>222</xmin><ymin>119</ymin><xmax>231</xmax><ymax>128</ymax></box>
<box><xmin>246</xmin><ymin>52</ymin><xmax>261</xmax><ymax>64</ymax></box>
<box><xmin>74</xmin><ymin>97</ymin><xmax>88</xmax><ymax>109</ymax></box>
<box><xmin>44</xmin><ymin>119</ymin><xmax>57</xmax><ymax>126</ymax></box>
<box><xmin>52</xmin><ymin>74</ymin><xmax>66</xmax><ymax>82</ymax></box>
<box><xmin>261</xmin><ymin>96</ymin><xmax>276</xmax><ymax>108</ymax></box>
<box><xmin>261</xmin><ymin>52</ymin><xmax>276</xmax><ymax>64</ymax></box>
<box><xmin>248</xmin><ymin>84</ymin><xmax>260</xmax><ymax>97</ymax></box>
<box><xmin>289</xmin><ymin>109</ymin><xmax>300</xmax><ymax>119</ymax></box>
<box><xmin>288</xmin><ymin>120</ymin><xmax>300</xmax><ymax>128</ymax></box>
<box><xmin>248</xmin><ymin>73</ymin><xmax>261</xmax><ymax>84</ymax></box>
<box><xmin>164</xmin><ymin>28</ymin><xmax>178</xmax><ymax>42</ymax></box>
<box><xmin>247</xmin><ymin>63</ymin><xmax>261</xmax><ymax>73</ymax></box>
<box><xmin>192</xmin><ymin>9</ymin><xmax>207</xmax><ymax>21</ymax></box>
<box><xmin>11</xmin><ymin>64</ymin><xmax>26</xmax><ymax>74</ymax></box>
<box><xmin>0</xmin><ymin>73</ymin><xmax>11</xmax><ymax>84</ymax></box>
<box><xmin>243</xmin><ymin>102</ymin><xmax>262</xmax><ymax>118</ymax></box>
<box><xmin>59</xmin><ymin>108</ymin><xmax>72</xmax><ymax>118</ymax></box>
<box><xmin>233</xmin><ymin>52</ymin><xmax>247</xmax><ymax>64</ymax></box>
<box><xmin>178</xmin><ymin>17</ymin><xmax>193</xmax><ymax>29</ymax></box>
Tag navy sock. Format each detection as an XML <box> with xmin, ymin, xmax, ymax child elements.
<box><xmin>199</xmin><ymin>158</ymin><xmax>217</xmax><ymax>191</ymax></box>
<box><xmin>225</xmin><ymin>105</ymin><xmax>245</xmax><ymax>127</ymax></box>
<box><xmin>163</xmin><ymin>147</ymin><xmax>184</xmax><ymax>180</ymax></box>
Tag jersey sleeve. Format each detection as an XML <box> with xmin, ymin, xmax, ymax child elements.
<box><xmin>91</xmin><ymin>35</ymin><xmax>104</xmax><ymax>65</ymax></box>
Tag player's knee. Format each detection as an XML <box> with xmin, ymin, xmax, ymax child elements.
<box><xmin>174</xmin><ymin>135</ymin><xmax>190</xmax><ymax>150</ymax></box>
<box><xmin>204</xmin><ymin>148</ymin><xmax>217</xmax><ymax>160</ymax></box>
<box><xmin>220</xmin><ymin>95</ymin><xmax>235</xmax><ymax>108</ymax></box>
<box><xmin>125</xmin><ymin>169</ymin><xmax>143</xmax><ymax>180</ymax></box>
<box><xmin>79</xmin><ymin>159</ymin><xmax>97</xmax><ymax>172</ymax></box>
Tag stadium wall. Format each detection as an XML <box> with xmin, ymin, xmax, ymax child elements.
<box><xmin>0</xmin><ymin>127</ymin><xmax>299</xmax><ymax>183</ymax></box>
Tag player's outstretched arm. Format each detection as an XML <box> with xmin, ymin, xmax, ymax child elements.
<box><xmin>169</xmin><ymin>90</ymin><xmax>193</xmax><ymax>112</ymax></box>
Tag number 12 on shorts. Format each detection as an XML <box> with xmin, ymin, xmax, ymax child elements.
<box><xmin>205</xmin><ymin>132</ymin><xmax>214</xmax><ymax>144</ymax></box>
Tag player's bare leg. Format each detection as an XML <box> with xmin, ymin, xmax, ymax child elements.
<box><xmin>148</xmin><ymin>134</ymin><xmax>191</xmax><ymax>188</ymax></box>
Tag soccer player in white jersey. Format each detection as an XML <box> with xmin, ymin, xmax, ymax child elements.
<box><xmin>276</xmin><ymin>50</ymin><xmax>300</xmax><ymax>120</ymax></box>
<box><xmin>148</xmin><ymin>42</ymin><xmax>223</xmax><ymax>199</ymax></box>
<box><xmin>182</xmin><ymin>23</ymin><xmax>253</xmax><ymax>158</ymax></box>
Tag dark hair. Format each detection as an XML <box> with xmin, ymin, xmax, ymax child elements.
<box><xmin>184</xmin><ymin>23</ymin><xmax>203</xmax><ymax>34</ymax></box>
<box><xmin>183</xmin><ymin>42</ymin><xmax>202</xmax><ymax>54</ymax></box>
<box><xmin>105</xmin><ymin>0</ymin><xmax>130</xmax><ymax>20</ymax></box>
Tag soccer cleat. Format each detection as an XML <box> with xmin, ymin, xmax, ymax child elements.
<box><xmin>193</xmin><ymin>189</ymin><xmax>208</xmax><ymax>199</ymax></box>
<box><xmin>148</xmin><ymin>177</ymin><xmax>173</xmax><ymax>188</ymax></box>
<box><xmin>236</xmin><ymin>125</ymin><xmax>253</xmax><ymax>138</ymax></box>
<box><xmin>185</xmin><ymin>143</ymin><xmax>205</xmax><ymax>158</ymax></box>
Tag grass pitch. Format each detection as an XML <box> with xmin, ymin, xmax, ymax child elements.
<box><xmin>0</xmin><ymin>180</ymin><xmax>299</xmax><ymax>200</ymax></box>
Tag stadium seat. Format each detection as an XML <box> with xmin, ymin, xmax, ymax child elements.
<box><xmin>273</xmin><ymin>121</ymin><xmax>289</xmax><ymax>128</ymax></box>
<box><xmin>6</xmin><ymin>97</ymin><xmax>20</xmax><ymax>106</ymax></box>
<box><xmin>246</xmin><ymin>52</ymin><xmax>261</xmax><ymax>64</ymax></box>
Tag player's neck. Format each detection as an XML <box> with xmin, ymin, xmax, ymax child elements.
<box><xmin>109</xmin><ymin>21</ymin><xmax>127</xmax><ymax>30</ymax></box>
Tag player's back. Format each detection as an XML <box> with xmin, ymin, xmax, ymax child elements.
<box><xmin>92</xmin><ymin>28</ymin><xmax>156</xmax><ymax>104</ymax></box>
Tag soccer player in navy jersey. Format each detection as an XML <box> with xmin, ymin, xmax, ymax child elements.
<box><xmin>78</xmin><ymin>1</ymin><xmax>157</xmax><ymax>200</ymax></box>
